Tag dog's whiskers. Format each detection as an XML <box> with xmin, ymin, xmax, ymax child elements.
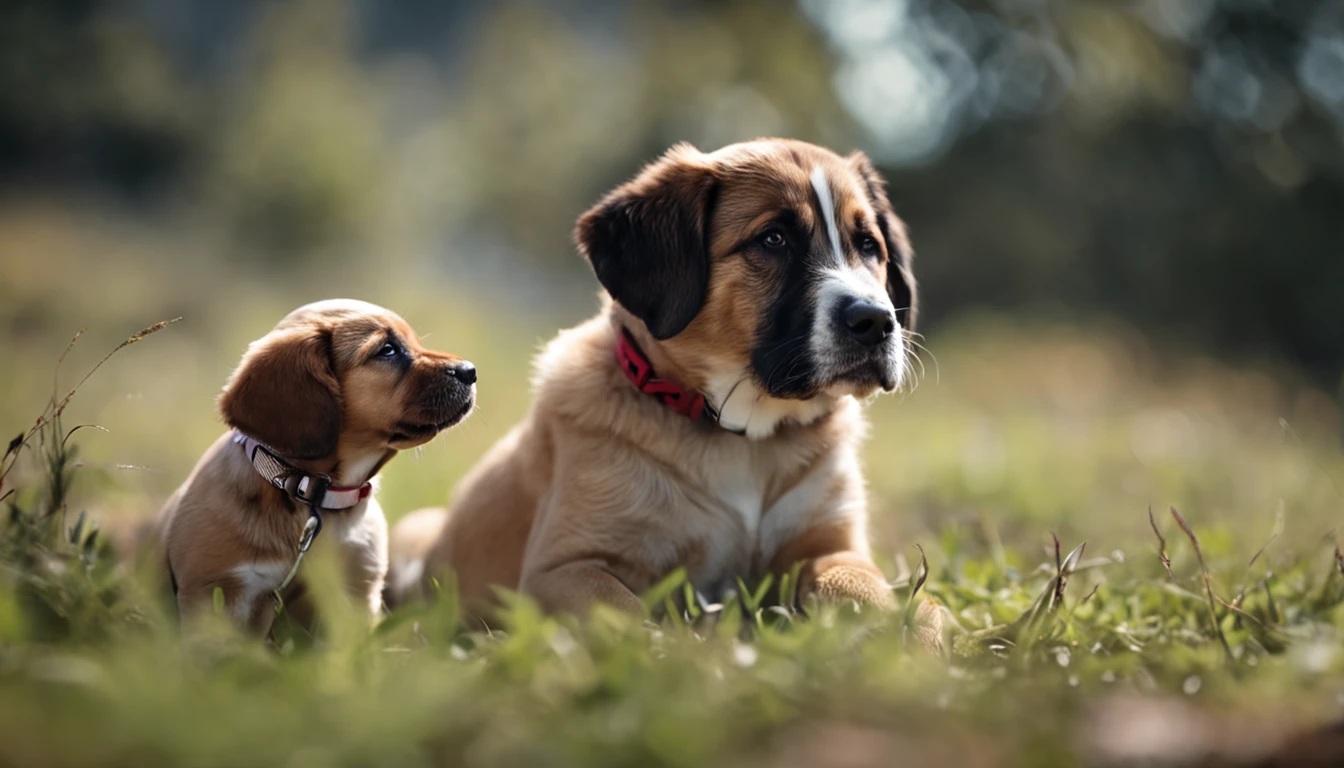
<box><xmin>903</xmin><ymin>333</ymin><xmax>940</xmax><ymax>387</ymax></box>
<box><xmin>903</xmin><ymin>340</ymin><xmax>927</xmax><ymax>391</ymax></box>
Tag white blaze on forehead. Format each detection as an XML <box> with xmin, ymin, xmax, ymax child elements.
<box><xmin>810</xmin><ymin>166</ymin><xmax>844</xmax><ymax>266</ymax></box>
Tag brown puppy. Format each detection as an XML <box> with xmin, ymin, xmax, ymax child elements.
<box><xmin>160</xmin><ymin>299</ymin><xmax>475</xmax><ymax>634</ymax></box>
<box><xmin>388</xmin><ymin>139</ymin><xmax>918</xmax><ymax>620</ymax></box>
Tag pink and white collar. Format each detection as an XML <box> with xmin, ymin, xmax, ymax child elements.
<box><xmin>232</xmin><ymin>431</ymin><xmax>371</xmax><ymax>511</ymax></box>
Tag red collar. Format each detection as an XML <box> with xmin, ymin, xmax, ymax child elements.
<box><xmin>616</xmin><ymin>329</ymin><xmax>714</xmax><ymax>423</ymax></box>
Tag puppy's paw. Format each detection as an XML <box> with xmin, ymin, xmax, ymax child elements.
<box><xmin>802</xmin><ymin>555</ymin><xmax>946</xmax><ymax>658</ymax></box>
<box><xmin>803</xmin><ymin>553</ymin><xmax>896</xmax><ymax>609</ymax></box>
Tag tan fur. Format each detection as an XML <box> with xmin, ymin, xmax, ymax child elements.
<box><xmin>158</xmin><ymin>299</ymin><xmax>473</xmax><ymax>635</ymax></box>
<box><xmin>389</xmin><ymin>139</ymin><xmax>914</xmax><ymax>621</ymax></box>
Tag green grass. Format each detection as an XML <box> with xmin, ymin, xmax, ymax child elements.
<box><xmin>2</xmin><ymin>305</ymin><xmax>1343</xmax><ymax>767</ymax></box>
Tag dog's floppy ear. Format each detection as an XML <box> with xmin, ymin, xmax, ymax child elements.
<box><xmin>850</xmin><ymin>151</ymin><xmax>918</xmax><ymax>331</ymax></box>
<box><xmin>575</xmin><ymin>143</ymin><xmax>717</xmax><ymax>340</ymax></box>
<box><xmin>218</xmin><ymin>326</ymin><xmax>342</xmax><ymax>460</ymax></box>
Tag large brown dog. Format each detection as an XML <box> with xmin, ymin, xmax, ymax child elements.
<box><xmin>387</xmin><ymin>139</ymin><xmax>918</xmax><ymax>619</ymax></box>
<box><xmin>160</xmin><ymin>299</ymin><xmax>475</xmax><ymax>634</ymax></box>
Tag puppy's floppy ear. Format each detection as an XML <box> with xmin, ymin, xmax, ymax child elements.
<box><xmin>218</xmin><ymin>326</ymin><xmax>342</xmax><ymax>460</ymax></box>
<box><xmin>850</xmin><ymin>151</ymin><xmax>918</xmax><ymax>331</ymax></box>
<box><xmin>575</xmin><ymin>143</ymin><xmax>717</xmax><ymax>340</ymax></box>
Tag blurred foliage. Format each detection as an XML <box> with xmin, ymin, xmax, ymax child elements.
<box><xmin>1</xmin><ymin>0</ymin><xmax>1341</xmax><ymax>383</ymax></box>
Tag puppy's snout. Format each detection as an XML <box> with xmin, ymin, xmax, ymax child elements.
<box><xmin>840</xmin><ymin>299</ymin><xmax>895</xmax><ymax>348</ymax></box>
<box><xmin>450</xmin><ymin>361</ymin><xmax>477</xmax><ymax>386</ymax></box>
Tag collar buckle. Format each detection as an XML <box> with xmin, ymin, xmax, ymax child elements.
<box><xmin>237</xmin><ymin>431</ymin><xmax>372</xmax><ymax>511</ymax></box>
<box><xmin>284</xmin><ymin>473</ymin><xmax>332</xmax><ymax>506</ymax></box>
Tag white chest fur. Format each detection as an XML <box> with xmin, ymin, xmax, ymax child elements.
<box><xmin>229</xmin><ymin>498</ymin><xmax>387</xmax><ymax>615</ymax></box>
<box><xmin>682</xmin><ymin>439</ymin><xmax>863</xmax><ymax>599</ymax></box>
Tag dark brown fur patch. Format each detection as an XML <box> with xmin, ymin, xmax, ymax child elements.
<box><xmin>218</xmin><ymin>327</ymin><xmax>343</xmax><ymax>460</ymax></box>
<box><xmin>575</xmin><ymin>144</ymin><xmax>717</xmax><ymax>340</ymax></box>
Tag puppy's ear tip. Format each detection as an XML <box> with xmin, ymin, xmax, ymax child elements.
<box><xmin>573</xmin><ymin>200</ymin><xmax>612</xmax><ymax>260</ymax></box>
<box><xmin>848</xmin><ymin>149</ymin><xmax>881</xmax><ymax>175</ymax></box>
<box><xmin>667</xmin><ymin>141</ymin><xmax>702</xmax><ymax>158</ymax></box>
<box><xmin>214</xmin><ymin>387</ymin><xmax>251</xmax><ymax>440</ymax></box>
<box><xmin>215</xmin><ymin>387</ymin><xmax>237</xmax><ymax>424</ymax></box>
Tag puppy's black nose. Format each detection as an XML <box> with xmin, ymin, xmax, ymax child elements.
<box><xmin>450</xmin><ymin>362</ymin><xmax>477</xmax><ymax>385</ymax></box>
<box><xmin>842</xmin><ymin>300</ymin><xmax>895</xmax><ymax>348</ymax></box>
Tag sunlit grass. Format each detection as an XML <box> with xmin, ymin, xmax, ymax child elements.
<box><xmin>3</xmin><ymin>241</ymin><xmax>1343</xmax><ymax>766</ymax></box>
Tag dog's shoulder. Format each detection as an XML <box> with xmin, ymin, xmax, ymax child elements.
<box><xmin>530</xmin><ymin>314</ymin><xmax>615</xmax><ymax>397</ymax></box>
<box><xmin>161</xmin><ymin>432</ymin><xmax>297</xmax><ymax>555</ymax></box>
<box><xmin>529</xmin><ymin>313</ymin><xmax>653</xmax><ymax>439</ymax></box>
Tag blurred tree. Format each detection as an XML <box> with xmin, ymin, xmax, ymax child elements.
<box><xmin>205</xmin><ymin>0</ymin><xmax>382</xmax><ymax>257</ymax></box>
<box><xmin>806</xmin><ymin>0</ymin><xmax>1344</xmax><ymax>384</ymax></box>
<box><xmin>0</xmin><ymin>0</ymin><xmax>194</xmax><ymax>197</ymax></box>
<box><xmin>0</xmin><ymin>0</ymin><xmax>1341</xmax><ymax>386</ymax></box>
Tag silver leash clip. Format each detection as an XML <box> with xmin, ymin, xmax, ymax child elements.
<box><xmin>297</xmin><ymin>508</ymin><xmax>322</xmax><ymax>553</ymax></box>
<box><xmin>275</xmin><ymin>507</ymin><xmax>324</xmax><ymax>600</ymax></box>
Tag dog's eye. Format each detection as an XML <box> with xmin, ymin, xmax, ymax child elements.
<box><xmin>859</xmin><ymin>236</ymin><xmax>880</xmax><ymax>257</ymax></box>
<box><xmin>377</xmin><ymin>342</ymin><xmax>399</xmax><ymax>358</ymax></box>
<box><xmin>759</xmin><ymin>230</ymin><xmax>787</xmax><ymax>250</ymax></box>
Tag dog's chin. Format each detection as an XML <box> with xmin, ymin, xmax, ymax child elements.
<box><xmin>818</xmin><ymin>357</ymin><xmax>901</xmax><ymax>399</ymax></box>
<box><xmin>388</xmin><ymin>395</ymin><xmax>475</xmax><ymax>449</ymax></box>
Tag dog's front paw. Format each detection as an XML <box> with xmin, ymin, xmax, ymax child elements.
<box><xmin>802</xmin><ymin>554</ymin><xmax>945</xmax><ymax>657</ymax></box>
<box><xmin>810</xmin><ymin>562</ymin><xmax>896</xmax><ymax>608</ymax></box>
<box><xmin>801</xmin><ymin>553</ymin><xmax>896</xmax><ymax>609</ymax></box>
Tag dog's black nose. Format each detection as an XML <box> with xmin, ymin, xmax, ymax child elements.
<box><xmin>451</xmin><ymin>362</ymin><xmax>477</xmax><ymax>385</ymax></box>
<box><xmin>842</xmin><ymin>300</ymin><xmax>895</xmax><ymax>348</ymax></box>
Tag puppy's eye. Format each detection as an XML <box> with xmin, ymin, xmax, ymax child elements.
<box><xmin>859</xmin><ymin>236</ymin><xmax>881</xmax><ymax>258</ymax></box>
<box><xmin>377</xmin><ymin>342</ymin><xmax>399</xmax><ymax>358</ymax></box>
<box><xmin>759</xmin><ymin>230</ymin><xmax>787</xmax><ymax>250</ymax></box>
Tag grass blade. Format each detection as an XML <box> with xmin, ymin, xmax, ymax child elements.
<box><xmin>1169</xmin><ymin>506</ymin><xmax>1233</xmax><ymax>661</ymax></box>
<box><xmin>1149</xmin><ymin>506</ymin><xmax>1173</xmax><ymax>581</ymax></box>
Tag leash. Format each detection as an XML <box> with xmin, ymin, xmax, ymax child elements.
<box><xmin>232</xmin><ymin>431</ymin><xmax>370</xmax><ymax>604</ymax></box>
<box><xmin>275</xmin><ymin>505</ymin><xmax>322</xmax><ymax>597</ymax></box>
